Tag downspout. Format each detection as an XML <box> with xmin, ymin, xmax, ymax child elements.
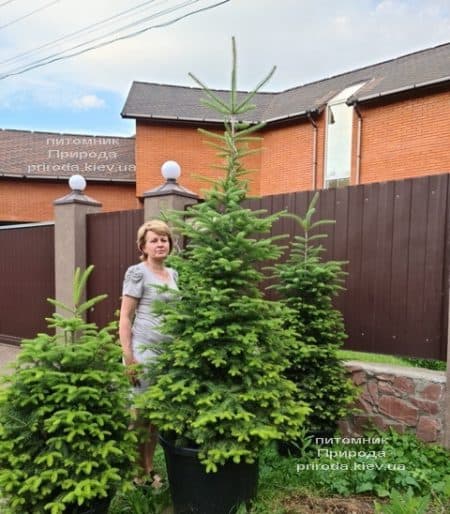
<box><xmin>354</xmin><ymin>102</ymin><xmax>363</xmax><ymax>185</ymax></box>
<box><xmin>307</xmin><ymin>111</ymin><xmax>318</xmax><ymax>190</ymax></box>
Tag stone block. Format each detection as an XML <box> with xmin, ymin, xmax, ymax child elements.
<box><xmin>410</xmin><ymin>397</ymin><xmax>440</xmax><ymax>415</ymax></box>
<box><xmin>385</xmin><ymin>422</ymin><xmax>406</xmax><ymax>435</ymax></box>
<box><xmin>352</xmin><ymin>370</ymin><xmax>367</xmax><ymax>385</ymax></box>
<box><xmin>354</xmin><ymin>397</ymin><xmax>373</xmax><ymax>414</ymax></box>
<box><xmin>378</xmin><ymin>396</ymin><xmax>418</xmax><ymax>426</ymax></box>
<box><xmin>416</xmin><ymin>416</ymin><xmax>440</xmax><ymax>442</ymax></box>
<box><xmin>375</xmin><ymin>374</ymin><xmax>394</xmax><ymax>382</ymax></box>
<box><xmin>367</xmin><ymin>380</ymin><xmax>379</xmax><ymax>403</ymax></box>
<box><xmin>392</xmin><ymin>376</ymin><xmax>415</xmax><ymax>394</ymax></box>
<box><xmin>338</xmin><ymin>419</ymin><xmax>353</xmax><ymax>438</ymax></box>
<box><xmin>420</xmin><ymin>383</ymin><xmax>443</xmax><ymax>401</ymax></box>
<box><xmin>354</xmin><ymin>414</ymin><xmax>386</xmax><ymax>432</ymax></box>
<box><xmin>378</xmin><ymin>381</ymin><xmax>395</xmax><ymax>395</ymax></box>
<box><xmin>361</xmin><ymin>390</ymin><xmax>375</xmax><ymax>405</ymax></box>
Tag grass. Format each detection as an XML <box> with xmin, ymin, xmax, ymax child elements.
<box><xmin>338</xmin><ymin>350</ymin><xmax>409</xmax><ymax>366</ymax></box>
<box><xmin>338</xmin><ymin>350</ymin><xmax>446</xmax><ymax>371</ymax></box>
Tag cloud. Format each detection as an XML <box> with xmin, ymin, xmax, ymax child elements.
<box><xmin>0</xmin><ymin>0</ymin><xmax>449</xmax><ymax>133</ymax></box>
<box><xmin>71</xmin><ymin>94</ymin><xmax>105</xmax><ymax>110</ymax></box>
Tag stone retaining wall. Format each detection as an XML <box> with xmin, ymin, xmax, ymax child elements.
<box><xmin>340</xmin><ymin>361</ymin><xmax>447</xmax><ymax>444</ymax></box>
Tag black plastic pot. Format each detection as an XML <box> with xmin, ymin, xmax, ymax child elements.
<box><xmin>160</xmin><ymin>435</ymin><xmax>259</xmax><ymax>514</ymax></box>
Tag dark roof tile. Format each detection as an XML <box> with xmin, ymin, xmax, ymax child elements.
<box><xmin>0</xmin><ymin>129</ymin><xmax>135</xmax><ymax>181</ymax></box>
<box><xmin>122</xmin><ymin>42</ymin><xmax>450</xmax><ymax>123</ymax></box>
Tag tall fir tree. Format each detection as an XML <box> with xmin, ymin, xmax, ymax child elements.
<box><xmin>269</xmin><ymin>193</ymin><xmax>357</xmax><ymax>438</ymax></box>
<box><xmin>136</xmin><ymin>38</ymin><xmax>309</xmax><ymax>472</ymax></box>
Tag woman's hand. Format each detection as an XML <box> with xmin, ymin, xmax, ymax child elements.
<box><xmin>123</xmin><ymin>355</ymin><xmax>141</xmax><ymax>386</ymax></box>
<box><xmin>119</xmin><ymin>295</ymin><xmax>140</xmax><ymax>386</ymax></box>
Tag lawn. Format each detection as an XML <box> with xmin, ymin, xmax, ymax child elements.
<box><xmin>337</xmin><ymin>349</ymin><xmax>447</xmax><ymax>371</ymax></box>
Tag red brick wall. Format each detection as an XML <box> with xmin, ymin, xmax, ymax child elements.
<box><xmin>260</xmin><ymin>123</ymin><xmax>316</xmax><ymax>195</ymax></box>
<box><xmin>0</xmin><ymin>181</ymin><xmax>138</xmax><ymax>222</ymax></box>
<box><xmin>136</xmin><ymin>123</ymin><xmax>262</xmax><ymax>197</ymax></box>
<box><xmin>356</xmin><ymin>91</ymin><xmax>450</xmax><ymax>184</ymax></box>
<box><xmin>133</xmin><ymin>89</ymin><xmax>450</xmax><ymax>198</ymax></box>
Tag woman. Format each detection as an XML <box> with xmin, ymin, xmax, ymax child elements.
<box><xmin>119</xmin><ymin>219</ymin><xmax>178</xmax><ymax>487</ymax></box>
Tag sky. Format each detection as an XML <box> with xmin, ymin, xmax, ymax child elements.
<box><xmin>0</xmin><ymin>0</ymin><xmax>449</xmax><ymax>137</ymax></box>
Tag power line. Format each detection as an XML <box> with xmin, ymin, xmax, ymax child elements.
<box><xmin>0</xmin><ymin>0</ymin><xmax>20</xmax><ymax>9</ymax></box>
<box><xmin>0</xmin><ymin>0</ymin><xmax>62</xmax><ymax>32</ymax></box>
<box><xmin>0</xmin><ymin>0</ymin><xmax>167</xmax><ymax>67</ymax></box>
<box><xmin>2</xmin><ymin>0</ymin><xmax>199</xmax><ymax>74</ymax></box>
<box><xmin>0</xmin><ymin>0</ymin><xmax>229</xmax><ymax>80</ymax></box>
<box><xmin>0</xmin><ymin>0</ymin><xmax>230</xmax><ymax>81</ymax></box>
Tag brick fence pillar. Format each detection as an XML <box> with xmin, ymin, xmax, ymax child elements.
<box><xmin>53</xmin><ymin>176</ymin><xmax>102</xmax><ymax>313</ymax></box>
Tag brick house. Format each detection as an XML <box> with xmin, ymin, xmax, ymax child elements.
<box><xmin>122</xmin><ymin>42</ymin><xmax>450</xmax><ymax>198</ymax></box>
<box><xmin>0</xmin><ymin>130</ymin><xmax>137</xmax><ymax>223</ymax></box>
<box><xmin>1</xmin><ymin>42</ymin><xmax>449</xmax><ymax>222</ymax></box>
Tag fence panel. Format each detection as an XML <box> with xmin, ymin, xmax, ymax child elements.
<box><xmin>71</xmin><ymin>174</ymin><xmax>450</xmax><ymax>360</ymax></box>
<box><xmin>0</xmin><ymin>223</ymin><xmax>54</xmax><ymax>344</ymax></box>
<box><xmin>86</xmin><ymin>209</ymin><xmax>144</xmax><ymax>328</ymax></box>
<box><xmin>245</xmin><ymin>174</ymin><xmax>449</xmax><ymax>360</ymax></box>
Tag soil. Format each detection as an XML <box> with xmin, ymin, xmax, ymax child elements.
<box><xmin>283</xmin><ymin>494</ymin><xmax>378</xmax><ymax>514</ymax></box>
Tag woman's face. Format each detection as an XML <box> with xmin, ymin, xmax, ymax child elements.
<box><xmin>143</xmin><ymin>230</ymin><xmax>170</xmax><ymax>261</ymax></box>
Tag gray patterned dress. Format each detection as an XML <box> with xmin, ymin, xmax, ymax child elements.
<box><xmin>122</xmin><ymin>262</ymin><xmax>178</xmax><ymax>391</ymax></box>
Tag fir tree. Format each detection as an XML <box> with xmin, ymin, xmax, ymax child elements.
<box><xmin>0</xmin><ymin>266</ymin><xmax>136</xmax><ymax>514</ymax></box>
<box><xmin>136</xmin><ymin>38</ymin><xmax>309</xmax><ymax>472</ymax></box>
<box><xmin>269</xmin><ymin>193</ymin><xmax>358</xmax><ymax>438</ymax></box>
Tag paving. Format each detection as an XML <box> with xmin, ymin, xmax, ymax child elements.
<box><xmin>0</xmin><ymin>342</ymin><xmax>20</xmax><ymax>376</ymax></box>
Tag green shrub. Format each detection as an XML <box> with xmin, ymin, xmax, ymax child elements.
<box><xmin>269</xmin><ymin>193</ymin><xmax>357</xmax><ymax>438</ymax></box>
<box><xmin>0</xmin><ymin>267</ymin><xmax>136</xmax><ymax>514</ymax></box>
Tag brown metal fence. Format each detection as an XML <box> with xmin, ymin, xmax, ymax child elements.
<box><xmin>86</xmin><ymin>209</ymin><xmax>144</xmax><ymax>327</ymax></box>
<box><xmin>0</xmin><ymin>222</ymin><xmax>55</xmax><ymax>345</ymax></box>
<box><xmin>2</xmin><ymin>173</ymin><xmax>448</xmax><ymax>359</ymax></box>
<box><xmin>244</xmin><ymin>173</ymin><xmax>449</xmax><ymax>360</ymax></box>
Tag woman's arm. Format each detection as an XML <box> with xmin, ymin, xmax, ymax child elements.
<box><xmin>119</xmin><ymin>295</ymin><xmax>139</xmax><ymax>366</ymax></box>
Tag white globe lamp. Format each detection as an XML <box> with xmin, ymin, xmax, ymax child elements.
<box><xmin>161</xmin><ymin>160</ymin><xmax>181</xmax><ymax>182</ymax></box>
<box><xmin>69</xmin><ymin>174</ymin><xmax>87</xmax><ymax>192</ymax></box>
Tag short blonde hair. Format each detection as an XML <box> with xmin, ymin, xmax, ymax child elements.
<box><xmin>137</xmin><ymin>220</ymin><xmax>173</xmax><ymax>260</ymax></box>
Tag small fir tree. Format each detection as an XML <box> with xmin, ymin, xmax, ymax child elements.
<box><xmin>136</xmin><ymin>38</ymin><xmax>309</xmax><ymax>472</ymax></box>
<box><xmin>0</xmin><ymin>266</ymin><xmax>136</xmax><ymax>514</ymax></box>
<box><xmin>269</xmin><ymin>193</ymin><xmax>357</xmax><ymax>438</ymax></box>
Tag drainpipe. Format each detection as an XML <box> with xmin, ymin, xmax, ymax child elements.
<box><xmin>307</xmin><ymin>111</ymin><xmax>318</xmax><ymax>190</ymax></box>
<box><xmin>354</xmin><ymin>102</ymin><xmax>363</xmax><ymax>185</ymax></box>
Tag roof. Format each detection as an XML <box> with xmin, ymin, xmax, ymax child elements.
<box><xmin>122</xmin><ymin>42</ymin><xmax>450</xmax><ymax>124</ymax></box>
<box><xmin>0</xmin><ymin>129</ymin><xmax>136</xmax><ymax>181</ymax></box>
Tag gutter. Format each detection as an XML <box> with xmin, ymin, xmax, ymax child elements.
<box><xmin>306</xmin><ymin>112</ymin><xmax>318</xmax><ymax>190</ymax></box>
<box><xmin>347</xmin><ymin>75</ymin><xmax>450</xmax><ymax>105</ymax></box>
<box><xmin>121</xmin><ymin>109</ymin><xmax>318</xmax><ymax>126</ymax></box>
<box><xmin>0</xmin><ymin>172</ymin><xmax>135</xmax><ymax>184</ymax></box>
<box><xmin>121</xmin><ymin>112</ymin><xmax>251</xmax><ymax>124</ymax></box>
<box><xmin>354</xmin><ymin>104</ymin><xmax>363</xmax><ymax>185</ymax></box>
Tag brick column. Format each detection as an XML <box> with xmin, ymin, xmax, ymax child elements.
<box><xmin>53</xmin><ymin>178</ymin><xmax>102</xmax><ymax>313</ymax></box>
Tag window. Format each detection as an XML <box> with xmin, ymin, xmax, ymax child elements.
<box><xmin>324</xmin><ymin>82</ymin><xmax>365</xmax><ymax>188</ymax></box>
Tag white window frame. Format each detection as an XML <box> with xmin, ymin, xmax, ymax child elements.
<box><xmin>324</xmin><ymin>82</ymin><xmax>365</xmax><ymax>188</ymax></box>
